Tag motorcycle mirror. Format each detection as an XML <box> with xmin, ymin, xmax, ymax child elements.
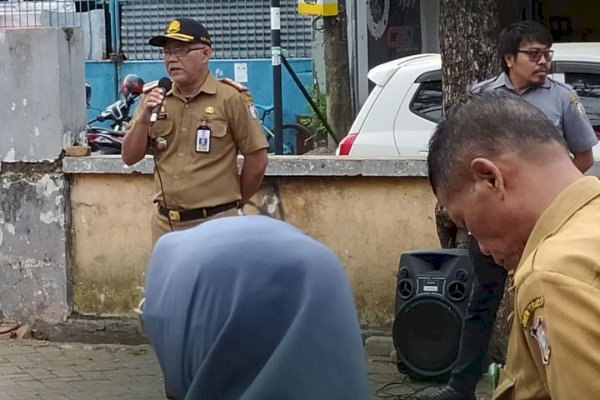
<box><xmin>85</xmin><ymin>82</ymin><xmax>92</xmax><ymax>107</ymax></box>
<box><xmin>121</xmin><ymin>74</ymin><xmax>145</xmax><ymax>97</ymax></box>
<box><xmin>106</xmin><ymin>100</ymin><xmax>128</xmax><ymax>122</ymax></box>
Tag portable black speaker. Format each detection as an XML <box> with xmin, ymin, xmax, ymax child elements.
<box><xmin>392</xmin><ymin>249</ymin><xmax>473</xmax><ymax>381</ymax></box>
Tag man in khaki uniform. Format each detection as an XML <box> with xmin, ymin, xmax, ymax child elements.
<box><xmin>419</xmin><ymin>21</ymin><xmax>599</xmax><ymax>400</ymax></box>
<box><xmin>427</xmin><ymin>92</ymin><xmax>600</xmax><ymax>399</ymax></box>
<box><xmin>122</xmin><ymin>18</ymin><xmax>268</xmax><ymax>244</ymax></box>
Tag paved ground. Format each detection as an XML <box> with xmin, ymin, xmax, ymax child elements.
<box><xmin>0</xmin><ymin>340</ymin><xmax>493</xmax><ymax>399</ymax></box>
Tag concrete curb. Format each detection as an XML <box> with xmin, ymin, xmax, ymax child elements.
<box><xmin>365</xmin><ymin>335</ymin><xmax>395</xmax><ymax>357</ymax></box>
<box><xmin>33</xmin><ymin>316</ymin><xmax>148</xmax><ymax>345</ymax></box>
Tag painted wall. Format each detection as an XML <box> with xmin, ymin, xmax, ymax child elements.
<box><xmin>0</xmin><ymin>27</ymin><xmax>85</xmax><ymax>323</ymax></box>
<box><xmin>85</xmin><ymin>58</ymin><xmax>314</xmax><ymax>128</ymax></box>
<box><xmin>0</xmin><ymin>168</ymin><xmax>69</xmax><ymax>323</ymax></box>
<box><xmin>0</xmin><ymin>27</ymin><xmax>86</xmax><ymax>162</ymax></box>
<box><xmin>69</xmin><ymin>170</ymin><xmax>439</xmax><ymax>327</ymax></box>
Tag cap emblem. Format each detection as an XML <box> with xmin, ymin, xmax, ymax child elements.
<box><xmin>167</xmin><ymin>20</ymin><xmax>181</xmax><ymax>34</ymax></box>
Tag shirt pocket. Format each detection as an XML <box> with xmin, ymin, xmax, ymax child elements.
<box><xmin>149</xmin><ymin>118</ymin><xmax>174</xmax><ymax>153</ymax></box>
<box><xmin>150</xmin><ymin>118</ymin><xmax>174</xmax><ymax>139</ymax></box>
<box><xmin>196</xmin><ymin>117</ymin><xmax>231</xmax><ymax>158</ymax></box>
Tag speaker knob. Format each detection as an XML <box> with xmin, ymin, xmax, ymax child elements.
<box><xmin>398</xmin><ymin>279</ymin><xmax>414</xmax><ymax>299</ymax></box>
<box><xmin>455</xmin><ymin>269</ymin><xmax>467</xmax><ymax>282</ymax></box>
<box><xmin>400</xmin><ymin>267</ymin><xmax>410</xmax><ymax>279</ymax></box>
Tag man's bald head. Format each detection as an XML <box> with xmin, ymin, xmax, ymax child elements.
<box><xmin>427</xmin><ymin>92</ymin><xmax>569</xmax><ymax>196</ymax></box>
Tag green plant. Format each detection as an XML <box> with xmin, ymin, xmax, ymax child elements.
<box><xmin>299</xmin><ymin>85</ymin><xmax>328</xmax><ymax>147</ymax></box>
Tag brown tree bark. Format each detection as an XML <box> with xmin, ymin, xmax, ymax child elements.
<box><xmin>435</xmin><ymin>0</ymin><xmax>501</xmax><ymax>249</ymax></box>
<box><xmin>440</xmin><ymin>0</ymin><xmax>500</xmax><ymax>110</ymax></box>
<box><xmin>323</xmin><ymin>0</ymin><xmax>353</xmax><ymax>150</ymax></box>
<box><xmin>438</xmin><ymin>0</ymin><xmax>510</xmax><ymax>363</ymax></box>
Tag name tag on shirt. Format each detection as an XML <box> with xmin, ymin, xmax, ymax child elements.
<box><xmin>196</xmin><ymin>126</ymin><xmax>211</xmax><ymax>153</ymax></box>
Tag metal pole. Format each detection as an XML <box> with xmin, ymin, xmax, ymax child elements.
<box><xmin>109</xmin><ymin>0</ymin><xmax>120</xmax><ymax>100</ymax></box>
<box><xmin>281</xmin><ymin>55</ymin><xmax>338</xmax><ymax>144</ymax></box>
<box><xmin>270</xmin><ymin>1</ymin><xmax>283</xmax><ymax>155</ymax></box>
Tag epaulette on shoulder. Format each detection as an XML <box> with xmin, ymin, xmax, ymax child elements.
<box><xmin>550</xmin><ymin>77</ymin><xmax>575</xmax><ymax>93</ymax></box>
<box><xmin>143</xmin><ymin>80</ymin><xmax>159</xmax><ymax>93</ymax></box>
<box><xmin>220</xmin><ymin>78</ymin><xmax>248</xmax><ymax>92</ymax></box>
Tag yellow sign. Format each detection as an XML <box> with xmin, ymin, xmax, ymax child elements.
<box><xmin>167</xmin><ymin>20</ymin><xmax>181</xmax><ymax>34</ymax></box>
<box><xmin>298</xmin><ymin>0</ymin><xmax>338</xmax><ymax>17</ymax></box>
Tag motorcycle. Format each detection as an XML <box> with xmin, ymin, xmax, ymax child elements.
<box><xmin>86</xmin><ymin>74</ymin><xmax>145</xmax><ymax>155</ymax></box>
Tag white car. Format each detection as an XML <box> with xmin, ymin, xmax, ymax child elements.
<box><xmin>337</xmin><ymin>43</ymin><xmax>600</xmax><ymax>159</ymax></box>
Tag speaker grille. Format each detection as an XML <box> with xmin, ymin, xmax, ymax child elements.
<box><xmin>393</xmin><ymin>297</ymin><xmax>462</xmax><ymax>377</ymax></box>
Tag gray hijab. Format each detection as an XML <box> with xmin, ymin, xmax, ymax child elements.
<box><xmin>142</xmin><ymin>215</ymin><xmax>369</xmax><ymax>400</ymax></box>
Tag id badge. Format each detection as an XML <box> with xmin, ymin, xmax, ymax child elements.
<box><xmin>196</xmin><ymin>126</ymin><xmax>211</xmax><ymax>153</ymax></box>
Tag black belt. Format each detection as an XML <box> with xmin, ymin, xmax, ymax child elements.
<box><xmin>158</xmin><ymin>202</ymin><xmax>238</xmax><ymax>222</ymax></box>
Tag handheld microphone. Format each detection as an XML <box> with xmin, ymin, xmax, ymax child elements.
<box><xmin>150</xmin><ymin>77</ymin><xmax>173</xmax><ymax>124</ymax></box>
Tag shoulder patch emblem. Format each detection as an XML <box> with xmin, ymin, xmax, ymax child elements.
<box><xmin>248</xmin><ymin>103</ymin><xmax>258</xmax><ymax>119</ymax></box>
<box><xmin>220</xmin><ymin>78</ymin><xmax>248</xmax><ymax>92</ymax></box>
<box><xmin>530</xmin><ymin>316</ymin><xmax>551</xmax><ymax>364</ymax></box>
<box><xmin>570</xmin><ymin>91</ymin><xmax>579</xmax><ymax>103</ymax></box>
<box><xmin>521</xmin><ymin>296</ymin><xmax>544</xmax><ymax>329</ymax></box>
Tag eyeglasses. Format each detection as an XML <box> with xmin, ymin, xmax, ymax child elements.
<box><xmin>517</xmin><ymin>48</ymin><xmax>554</xmax><ymax>62</ymax></box>
<box><xmin>159</xmin><ymin>47</ymin><xmax>206</xmax><ymax>58</ymax></box>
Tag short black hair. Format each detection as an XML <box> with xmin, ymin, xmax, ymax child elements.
<box><xmin>427</xmin><ymin>92</ymin><xmax>567</xmax><ymax>195</ymax></box>
<box><xmin>498</xmin><ymin>20</ymin><xmax>553</xmax><ymax>73</ymax></box>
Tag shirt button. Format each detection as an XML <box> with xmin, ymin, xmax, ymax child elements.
<box><xmin>185</xmin><ymin>104</ymin><xmax>190</xmax><ymax>108</ymax></box>
<box><xmin>178</xmin><ymin>153</ymin><xmax>183</xmax><ymax>157</ymax></box>
<box><xmin>182</xmin><ymin>128</ymin><xmax>187</xmax><ymax>132</ymax></box>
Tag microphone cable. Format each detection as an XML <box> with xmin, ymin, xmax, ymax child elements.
<box><xmin>149</xmin><ymin>125</ymin><xmax>174</xmax><ymax>232</ymax></box>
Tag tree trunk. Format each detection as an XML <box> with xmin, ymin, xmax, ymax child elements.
<box><xmin>323</xmin><ymin>1</ymin><xmax>353</xmax><ymax>150</ymax></box>
<box><xmin>435</xmin><ymin>0</ymin><xmax>501</xmax><ymax>249</ymax></box>
<box><xmin>436</xmin><ymin>0</ymin><xmax>501</xmax><ymax>249</ymax></box>
<box><xmin>440</xmin><ymin>0</ymin><xmax>500</xmax><ymax>110</ymax></box>
<box><xmin>438</xmin><ymin>0</ymin><xmax>511</xmax><ymax>364</ymax></box>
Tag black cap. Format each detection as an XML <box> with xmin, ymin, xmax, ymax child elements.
<box><xmin>149</xmin><ymin>18</ymin><xmax>212</xmax><ymax>48</ymax></box>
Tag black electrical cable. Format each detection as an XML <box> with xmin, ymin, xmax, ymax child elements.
<box><xmin>150</xmin><ymin>126</ymin><xmax>174</xmax><ymax>232</ymax></box>
<box><xmin>374</xmin><ymin>374</ymin><xmax>448</xmax><ymax>399</ymax></box>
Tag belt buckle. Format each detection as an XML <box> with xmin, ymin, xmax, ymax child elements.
<box><xmin>168</xmin><ymin>210</ymin><xmax>181</xmax><ymax>222</ymax></box>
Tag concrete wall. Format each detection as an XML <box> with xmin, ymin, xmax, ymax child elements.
<box><xmin>0</xmin><ymin>27</ymin><xmax>86</xmax><ymax>323</ymax></box>
<box><xmin>0</xmin><ymin>28</ymin><xmax>86</xmax><ymax>162</ymax></box>
<box><xmin>0</xmin><ymin>166</ymin><xmax>69</xmax><ymax>322</ymax></box>
<box><xmin>64</xmin><ymin>157</ymin><xmax>439</xmax><ymax>327</ymax></box>
<box><xmin>41</xmin><ymin>10</ymin><xmax>107</xmax><ymax>60</ymax></box>
<box><xmin>3</xmin><ymin>151</ymin><xmax>600</xmax><ymax>328</ymax></box>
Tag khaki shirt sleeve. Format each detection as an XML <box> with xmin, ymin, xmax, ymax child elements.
<box><xmin>224</xmin><ymin>91</ymin><xmax>268</xmax><ymax>155</ymax></box>
<box><xmin>126</xmin><ymin>98</ymin><xmax>146</xmax><ymax>133</ymax></box>
<box><xmin>517</xmin><ymin>270</ymin><xmax>600</xmax><ymax>399</ymax></box>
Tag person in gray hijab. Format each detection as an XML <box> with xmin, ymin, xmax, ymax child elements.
<box><xmin>140</xmin><ymin>215</ymin><xmax>370</xmax><ymax>400</ymax></box>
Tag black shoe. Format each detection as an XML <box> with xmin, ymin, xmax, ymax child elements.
<box><xmin>413</xmin><ymin>386</ymin><xmax>476</xmax><ymax>400</ymax></box>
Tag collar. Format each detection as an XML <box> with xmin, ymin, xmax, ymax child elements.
<box><xmin>490</xmin><ymin>73</ymin><xmax>511</xmax><ymax>90</ymax></box>
<box><xmin>171</xmin><ymin>73</ymin><xmax>218</xmax><ymax>101</ymax></box>
<box><xmin>493</xmin><ymin>72</ymin><xmax>551</xmax><ymax>93</ymax></box>
<box><xmin>516</xmin><ymin>177</ymin><xmax>600</xmax><ymax>280</ymax></box>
